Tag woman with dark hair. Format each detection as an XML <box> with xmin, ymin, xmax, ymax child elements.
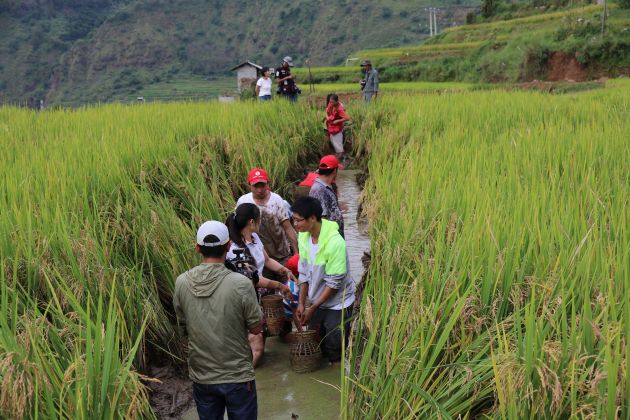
<box><xmin>323</xmin><ymin>93</ymin><xmax>351</xmax><ymax>158</ymax></box>
<box><xmin>256</xmin><ymin>67</ymin><xmax>273</xmax><ymax>101</ymax></box>
<box><xmin>225</xmin><ymin>203</ymin><xmax>295</xmax><ymax>366</ymax></box>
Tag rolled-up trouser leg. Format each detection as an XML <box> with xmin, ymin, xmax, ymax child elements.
<box><xmin>330</xmin><ymin>132</ymin><xmax>344</xmax><ymax>154</ymax></box>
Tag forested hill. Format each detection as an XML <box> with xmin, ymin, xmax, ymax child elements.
<box><xmin>0</xmin><ymin>0</ymin><xmax>476</xmax><ymax>104</ymax></box>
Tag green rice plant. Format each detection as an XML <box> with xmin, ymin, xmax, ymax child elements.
<box><xmin>0</xmin><ymin>99</ymin><xmax>326</xmax><ymax>417</ymax></box>
<box><xmin>344</xmin><ymin>84</ymin><xmax>629</xmax><ymax>418</ymax></box>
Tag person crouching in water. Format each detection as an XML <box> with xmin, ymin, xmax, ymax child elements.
<box><xmin>226</xmin><ymin>203</ymin><xmax>296</xmax><ymax>367</ymax></box>
<box><xmin>292</xmin><ymin>196</ymin><xmax>355</xmax><ymax>366</ymax></box>
<box><xmin>323</xmin><ymin>93</ymin><xmax>351</xmax><ymax>159</ymax></box>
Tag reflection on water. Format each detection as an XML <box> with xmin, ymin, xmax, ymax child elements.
<box><xmin>336</xmin><ymin>169</ymin><xmax>370</xmax><ymax>283</ymax></box>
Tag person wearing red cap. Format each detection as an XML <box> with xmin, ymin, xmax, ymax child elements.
<box><xmin>309</xmin><ymin>155</ymin><xmax>344</xmax><ymax>238</ymax></box>
<box><xmin>237</xmin><ymin>168</ymin><xmax>298</xmax><ymax>279</ymax></box>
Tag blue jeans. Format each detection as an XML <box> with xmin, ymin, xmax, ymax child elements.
<box><xmin>193</xmin><ymin>381</ymin><xmax>257</xmax><ymax>420</ymax></box>
<box><xmin>258</xmin><ymin>95</ymin><xmax>271</xmax><ymax>101</ymax></box>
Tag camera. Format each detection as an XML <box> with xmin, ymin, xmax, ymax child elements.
<box><xmin>225</xmin><ymin>248</ymin><xmax>260</xmax><ymax>286</ymax></box>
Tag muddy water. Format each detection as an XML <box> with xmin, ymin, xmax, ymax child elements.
<box><xmin>335</xmin><ymin>168</ymin><xmax>370</xmax><ymax>282</ymax></box>
<box><xmin>181</xmin><ymin>168</ymin><xmax>369</xmax><ymax>420</ymax></box>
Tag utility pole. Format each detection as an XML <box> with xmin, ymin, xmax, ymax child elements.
<box><xmin>434</xmin><ymin>8</ymin><xmax>438</xmax><ymax>35</ymax></box>
<box><xmin>428</xmin><ymin>8</ymin><xmax>433</xmax><ymax>37</ymax></box>
<box><xmin>305</xmin><ymin>58</ymin><xmax>314</xmax><ymax>93</ymax></box>
<box><xmin>601</xmin><ymin>0</ymin><xmax>607</xmax><ymax>37</ymax></box>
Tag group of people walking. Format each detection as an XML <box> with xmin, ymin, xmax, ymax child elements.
<box><xmin>173</xmin><ymin>150</ymin><xmax>355</xmax><ymax>418</ymax></box>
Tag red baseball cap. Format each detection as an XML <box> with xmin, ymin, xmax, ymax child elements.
<box><xmin>286</xmin><ymin>254</ymin><xmax>300</xmax><ymax>277</ymax></box>
<box><xmin>247</xmin><ymin>168</ymin><xmax>269</xmax><ymax>185</ymax></box>
<box><xmin>318</xmin><ymin>155</ymin><xmax>343</xmax><ymax>170</ymax></box>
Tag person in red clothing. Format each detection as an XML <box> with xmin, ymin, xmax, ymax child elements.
<box><xmin>299</xmin><ymin>172</ymin><xmax>319</xmax><ymax>188</ymax></box>
<box><xmin>323</xmin><ymin>94</ymin><xmax>351</xmax><ymax>158</ymax></box>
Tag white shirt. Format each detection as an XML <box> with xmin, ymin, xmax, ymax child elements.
<box><xmin>256</xmin><ymin>77</ymin><xmax>272</xmax><ymax>96</ymax></box>
<box><xmin>309</xmin><ymin>238</ymin><xmax>319</xmax><ymax>271</ymax></box>
<box><xmin>227</xmin><ymin>232</ymin><xmax>265</xmax><ymax>274</ymax></box>
<box><xmin>236</xmin><ymin>192</ymin><xmax>291</xmax><ymax>260</ymax></box>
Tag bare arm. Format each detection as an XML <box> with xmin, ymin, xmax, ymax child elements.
<box><xmin>255</xmin><ymin>85</ymin><xmax>260</xmax><ymax>96</ymax></box>
<box><xmin>301</xmin><ymin>286</ymin><xmax>336</xmax><ymax>325</ymax></box>
<box><xmin>263</xmin><ymin>248</ymin><xmax>282</xmax><ymax>271</ymax></box>
<box><xmin>249</xmin><ymin>322</ymin><xmax>262</xmax><ymax>335</ymax></box>
<box><xmin>257</xmin><ymin>271</ymin><xmax>291</xmax><ymax>297</ymax></box>
<box><xmin>278</xmin><ymin>75</ymin><xmax>295</xmax><ymax>82</ymax></box>
<box><xmin>311</xmin><ymin>286</ymin><xmax>336</xmax><ymax>309</ymax></box>
<box><xmin>281</xmin><ymin>219</ymin><xmax>298</xmax><ymax>256</ymax></box>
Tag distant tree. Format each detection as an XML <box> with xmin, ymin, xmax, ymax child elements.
<box><xmin>481</xmin><ymin>0</ymin><xmax>499</xmax><ymax>17</ymax></box>
<box><xmin>381</xmin><ymin>7</ymin><xmax>393</xmax><ymax>19</ymax></box>
<box><xmin>617</xmin><ymin>0</ymin><xmax>630</xmax><ymax>8</ymax></box>
<box><xmin>466</xmin><ymin>12</ymin><xmax>477</xmax><ymax>24</ymax></box>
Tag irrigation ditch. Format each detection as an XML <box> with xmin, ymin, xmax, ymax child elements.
<box><xmin>145</xmin><ymin>123</ymin><xmax>373</xmax><ymax>419</ymax></box>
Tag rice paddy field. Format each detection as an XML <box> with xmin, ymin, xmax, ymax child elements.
<box><xmin>0</xmin><ymin>79</ymin><xmax>628</xmax><ymax>418</ymax></box>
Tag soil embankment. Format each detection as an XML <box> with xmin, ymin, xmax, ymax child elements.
<box><xmin>547</xmin><ymin>51</ymin><xmax>587</xmax><ymax>81</ymax></box>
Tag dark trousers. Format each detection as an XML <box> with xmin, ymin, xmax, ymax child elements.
<box><xmin>192</xmin><ymin>381</ymin><xmax>257</xmax><ymax>420</ymax></box>
<box><xmin>309</xmin><ymin>305</ymin><xmax>353</xmax><ymax>363</ymax></box>
<box><xmin>281</xmin><ymin>93</ymin><xmax>298</xmax><ymax>102</ymax></box>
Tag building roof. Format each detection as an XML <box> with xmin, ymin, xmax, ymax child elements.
<box><xmin>230</xmin><ymin>61</ymin><xmax>263</xmax><ymax>71</ymax></box>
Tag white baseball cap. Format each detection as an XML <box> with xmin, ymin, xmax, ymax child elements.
<box><xmin>196</xmin><ymin>221</ymin><xmax>229</xmax><ymax>247</ymax></box>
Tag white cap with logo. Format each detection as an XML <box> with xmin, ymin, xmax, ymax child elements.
<box><xmin>196</xmin><ymin>221</ymin><xmax>229</xmax><ymax>247</ymax></box>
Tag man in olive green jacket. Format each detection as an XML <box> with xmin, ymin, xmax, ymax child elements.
<box><xmin>173</xmin><ymin>220</ymin><xmax>262</xmax><ymax>420</ymax></box>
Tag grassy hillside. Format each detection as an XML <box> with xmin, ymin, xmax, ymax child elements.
<box><xmin>296</xmin><ymin>4</ymin><xmax>630</xmax><ymax>84</ymax></box>
<box><xmin>0</xmin><ymin>0</ymin><xmax>477</xmax><ymax>105</ymax></box>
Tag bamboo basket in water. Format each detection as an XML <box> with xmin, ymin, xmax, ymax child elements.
<box><xmin>288</xmin><ymin>330</ymin><xmax>322</xmax><ymax>373</ymax></box>
<box><xmin>261</xmin><ymin>295</ymin><xmax>285</xmax><ymax>336</ymax></box>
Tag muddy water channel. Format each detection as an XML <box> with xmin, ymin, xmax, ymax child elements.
<box><xmin>181</xmin><ymin>168</ymin><xmax>369</xmax><ymax>420</ymax></box>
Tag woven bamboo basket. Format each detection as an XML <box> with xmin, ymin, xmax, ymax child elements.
<box><xmin>288</xmin><ymin>330</ymin><xmax>321</xmax><ymax>373</ymax></box>
<box><xmin>261</xmin><ymin>295</ymin><xmax>285</xmax><ymax>336</ymax></box>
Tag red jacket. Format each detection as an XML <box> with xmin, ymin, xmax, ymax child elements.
<box><xmin>325</xmin><ymin>103</ymin><xmax>350</xmax><ymax>135</ymax></box>
<box><xmin>298</xmin><ymin>172</ymin><xmax>318</xmax><ymax>187</ymax></box>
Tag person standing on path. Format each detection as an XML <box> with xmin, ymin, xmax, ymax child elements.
<box><xmin>292</xmin><ymin>197</ymin><xmax>355</xmax><ymax>366</ymax></box>
<box><xmin>173</xmin><ymin>220</ymin><xmax>262</xmax><ymax>420</ymax></box>
<box><xmin>275</xmin><ymin>56</ymin><xmax>299</xmax><ymax>102</ymax></box>
<box><xmin>256</xmin><ymin>67</ymin><xmax>273</xmax><ymax>101</ymax></box>
<box><xmin>360</xmin><ymin>60</ymin><xmax>379</xmax><ymax>102</ymax></box>
<box><xmin>323</xmin><ymin>94</ymin><xmax>351</xmax><ymax>158</ymax></box>
<box><xmin>309</xmin><ymin>155</ymin><xmax>345</xmax><ymax>238</ymax></box>
<box><xmin>237</xmin><ymin>168</ymin><xmax>299</xmax><ymax>279</ymax></box>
